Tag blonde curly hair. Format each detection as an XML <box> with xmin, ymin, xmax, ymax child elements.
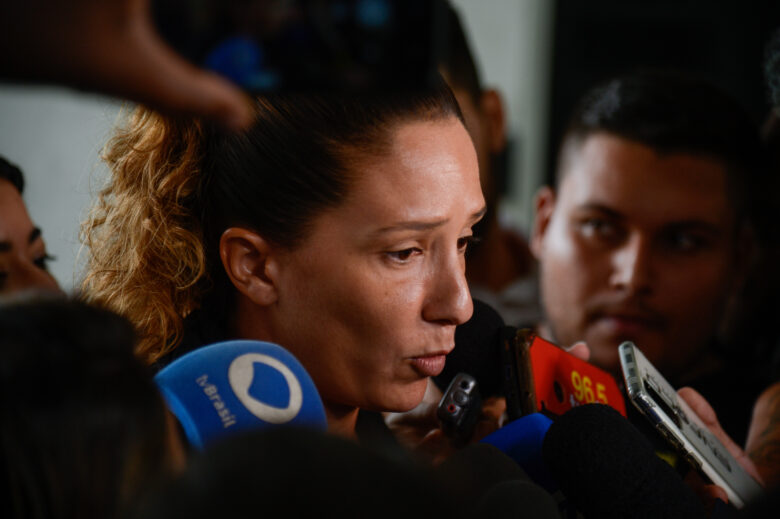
<box><xmin>82</xmin><ymin>108</ymin><xmax>207</xmax><ymax>363</ymax></box>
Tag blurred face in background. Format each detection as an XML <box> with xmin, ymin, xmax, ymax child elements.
<box><xmin>0</xmin><ymin>179</ymin><xmax>60</xmax><ymax>295</ymax></box>
<box><xmin>531</xmin><ymin>133</ymin><xmax>742</xmax><ymax>382</ymax></box>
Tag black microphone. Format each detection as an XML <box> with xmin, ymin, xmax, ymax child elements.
<box><xmin>434</xmin><ymin>443</ymin><xmax>561</xmax><ymax>518</ymax></box>
<box><xmin>542</xmin><ymin>403</ymin><xmax>707</xmax><ymax>519</ymax></box>
<box><xmin>434</xmin><ymin>299</ymin><xmax>506</xmax><ymax>398</ymax></box>
<box><xmin>474</xmin><ymin>480</ymin><xmax>562</xmax><ymax>519</ymax></box>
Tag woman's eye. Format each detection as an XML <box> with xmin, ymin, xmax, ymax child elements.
<box><xmin>386</xmin><ymin>248</ymin><xmax>422</xmax><ymax>263</ymax></box>
<box><xmin>457</xmin><ymin>235</ymin><xmax>480</xmax><ymax>254</ymax></box>
<box><xmin>33</xmin><ymin>254</ymin><xmax>55</xmax><ymax>271</ymax></box>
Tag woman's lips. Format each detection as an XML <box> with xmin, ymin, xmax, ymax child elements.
<box><xmin>409</xmin><ymin>354</ymin><xmax>448</xmax><ymax>377</ymax></box>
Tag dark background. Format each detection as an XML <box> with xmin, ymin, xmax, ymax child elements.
<box><xmin>545</xmin><ymin>0</ymin><xmax>780</xmax><ymax>185</ymax></box>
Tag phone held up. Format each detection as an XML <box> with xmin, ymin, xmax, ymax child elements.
<box><xmin>619</xmin><ymin>341</ymin><xmax>763</xmax><ymax>508</ymax></box>
<box><xmin>501</xmin><ymin>328</ymin><xmax>626</xmax><ymax>422</ymax></box>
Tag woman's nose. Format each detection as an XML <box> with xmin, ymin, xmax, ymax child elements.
<box><xmin>422</xmin><ymin>253</ymin><xmax>473</xmax><ymax>326</ymax></box>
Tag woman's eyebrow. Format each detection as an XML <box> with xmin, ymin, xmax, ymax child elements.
<box><xmin>373</xmin><ymin>218</ymin><xmax>450</xmax><ymax>235</ymax></box>
<box><xmin>469</xmin><ymin>206</ymin><xmax>487</xmax><ymax>223</ymax></box>
<box><xmin>29</xmin><ymin>227</ymin><xmax>41</xmax><ymax>244</ymax></box>
<box><xmin>372</xmin><ymin>207</ymin><xmax>487</xmax><ymax>236</ymax></box>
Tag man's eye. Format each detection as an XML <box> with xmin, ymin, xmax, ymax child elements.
<box><xmin>33</xmin><ymin>253</ymin><xmax>55</xmax><ymax>271</ymax></box>
<box><xmin>386</xmin><ymin>248</ymin><xmax>422</xmax><ymax>263</ymax></box>
<box><xmin>580</xmin><ymin>218</ymin><xmax>620</xmax><ymax>240</ymax></box>
<box><xmin>665</xmin><ymin>232</ymin><xmax>706</xmax><ymax>253</ymax></box>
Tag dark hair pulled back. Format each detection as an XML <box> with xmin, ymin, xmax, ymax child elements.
<box><xmin>83</xmin><ymin>81</ymin><xmax>463</xmax><ymax>362</ymax></box>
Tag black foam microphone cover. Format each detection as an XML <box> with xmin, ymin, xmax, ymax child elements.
<box><xmin>134</xmin><ymin>427</ymin><xmax>462</xmax><ymax>519</ymax></box>
<box><xmin>435</xmin><ymin>443</ymin><xmax>559</xmax><ymax>517</ymax></box>
<box><xmin>434</xmin><ymin>299</ymin><xmax>505</xmax><ymax>397</ymax></box>
<box><xmin>542</xmin><ymin>403</ymin><xmax>706</xmax><ymax>519</ymax></box>
<box><xmin>475</xmin><ymin>480</ymin><xmax>562</xmax><ymax>519</ymax></box>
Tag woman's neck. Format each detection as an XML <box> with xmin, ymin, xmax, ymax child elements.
<box><xmin>232</xmin><ymin>297</ymin><xmax>361</xmax><ymax>439</ymax></box>
<box><xmin>324</xmin><ymin>402</ymin><xmax>360</xmax><ymax>440</ymax></box>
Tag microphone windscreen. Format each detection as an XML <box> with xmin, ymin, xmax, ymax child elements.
<box><xmin>475</xmin><ymin>480</ymin><xmax>562</xmax><ymax>519</ymax></box>
<box><xmin>434</xmin><ymin>299</ymin><xmax>505</xmax><ymax>397</ymax></box>
<box><xmin>132</xmin><ymin>427</ymin><xmax>462</xmax><ymax>519</ymax></box>
<box><xmin>155</xmin><ymin>340</ymin><xmax>327</xmax><ymax>448</ymax></box>
<box><xmin>434</xmin><ymin>443</ymin><xmax>557</xmax><ymax>514</ymax></box>
<box><xmin>542</xmin><ymin>404</ymin><xmax>706</xmax><ymax>519</ymax></box>
<box><xmin>480</xmin><ymin>412</ymin><xmax>556</xmax><ymax>491</ymax></box>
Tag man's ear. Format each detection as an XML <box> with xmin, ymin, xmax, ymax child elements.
<box><xmin>530</xmin><ymin>186</ymin><xmax>556</xmax><ymax>260</ymax></box>
<box><xmin>480</xmin><ymin>89</ymin><xmax>506</xmax><ymax>154</ymax></box>
<box><xmin>219</xmin><ymin>228</ymin><xmax>280</xmax><ymax>306</ymax></box>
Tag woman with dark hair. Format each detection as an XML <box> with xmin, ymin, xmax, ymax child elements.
<box><xmin>0</xmin><ymin>156</ymin><xmax>60</xmax><ymax>295</ymax></box>
<box><xmin>82</xmin><ymin>82</ymin><xmax>486</xmax><ymax>437</ymax></box>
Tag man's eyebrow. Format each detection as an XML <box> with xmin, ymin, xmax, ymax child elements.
<box><xmin>28</xmin><ymin>227</ymin><xmax>41</xmax><ymax>244</ymax></box>
<box><xmin>575</xmin><ymin>203</ymin><xmax>625</xmax><ymax>220</ymax></box>
<box><xmin>579</xmin><ymin>204</ymin><xmax>724</xmax><ymax>232</ymax></box>
<box><xmin>664</xmin><ymin>221</ymin><xmax>723</xmax><ymax>234</ymax></box>
<box><xmin>372</xmin><ymin>207</ymin><xmax>487</xmax><ymax>236</ymax></box>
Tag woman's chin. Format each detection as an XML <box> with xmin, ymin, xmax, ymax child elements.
<box><xmin>377</xmin><ymin>380</ymin><xmax>430</xmax><ymax>413</ymax></box>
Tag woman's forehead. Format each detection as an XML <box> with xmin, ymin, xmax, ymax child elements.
<box><xmin>338</xmin><ymin>119</ymin><xmax>482</xmax><ymax>226</ymax></box>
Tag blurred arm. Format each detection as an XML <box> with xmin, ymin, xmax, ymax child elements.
<box><xmin>0</xmin><ymin>0</ymin><xmax>252</xmax><ymax>130</ymax></box>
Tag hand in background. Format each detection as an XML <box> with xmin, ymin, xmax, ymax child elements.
<box><xmin>677</xmin><ymin>386</ymin><xmax>764</xmax><ymax>508</ymax></box>
<box><xmin>0</xmin><ymin>0</ymin><xmax>253</xmax><ymax>130</ymax></box>
<box><xmin>385</xmin><ymin>380</ymin><xmax>506</xmax><ymax>465</ymax></box>
<box><xmin>746</xmin><ymin>381</ymin><xmax>780</xmax><ymax>489</ymax></box>
<box><xmin>563</xmin><ymin>340</ymin><xmax>590</xmax><ymax>361</ymax></box>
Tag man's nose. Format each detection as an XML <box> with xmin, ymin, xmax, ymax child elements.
<box><xmin>609</xmin><ymin>234</ymin><xmax>653</xmax><ymax>296</ymax></box>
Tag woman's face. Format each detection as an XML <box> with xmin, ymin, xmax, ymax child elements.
<box><xmin>0</xmin><ymin>179</ymin><xmax>60</xmax><ymax>295</ymax></box>
<box><xmin>270</xmin><ymin>118</ymin><xmax>485</xmax><ymax>413</ymax></box>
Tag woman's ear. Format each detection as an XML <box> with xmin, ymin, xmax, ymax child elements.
<box><xmin>219</xmin><ymin>228</ymin><xmax>280</xmax><ymax>306</ymax></box>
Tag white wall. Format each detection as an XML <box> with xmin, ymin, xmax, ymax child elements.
<box><xmin>451</xmin><ymin>0</ymin><xmax>554</xmax><ymax>231</ymax></box>
<box><xmin>0</xmin><ymin>86</ymin><xmax>121</xmax><ymax>292</ymax></box>
<box><xmin>0</xmin><ymin>1</ymin><xmax>554</xmax><ymax>291</ymax></box>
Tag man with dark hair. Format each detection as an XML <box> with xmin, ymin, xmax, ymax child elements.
<box><xmin>0</xmin><ymin>155</ymin><xmax>60</xmax><ymax>295</ymax></box>
<box><xmin>438</xmin><ymin>3</ymin><xmax>540</xmax><ymax>328</ymax></box>
<box><xmin>531</xmin><ymin>70</ymin><xmax>764</xmax><ymax>442</ymax></box>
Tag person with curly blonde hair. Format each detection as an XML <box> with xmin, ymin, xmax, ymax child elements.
<box><xmin>82</xmin><ymin>82</ymin><xmax>486</xmax><ymax>437</ymax></box>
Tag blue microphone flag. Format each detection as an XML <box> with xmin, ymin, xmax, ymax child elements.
<box><xmin>155</xmin><ymin>340</ymin><xmax>327</xmax><ymax>448</ymax></box>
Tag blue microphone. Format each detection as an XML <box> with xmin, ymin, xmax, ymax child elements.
<box><xmin>480</xmin><ymin>413</ymin><xmax>556</xmax><ymax>492</ymax></box>
<box><xmin>155</xmin><ymin>340</ymin><xmax>327</xmax><ymax>449</ymax></box>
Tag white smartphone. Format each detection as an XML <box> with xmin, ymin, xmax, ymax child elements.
<box><xmin>619</xmin><ymin>341</ymin><xmax>763</xmax><ymax>508</ymax></box>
